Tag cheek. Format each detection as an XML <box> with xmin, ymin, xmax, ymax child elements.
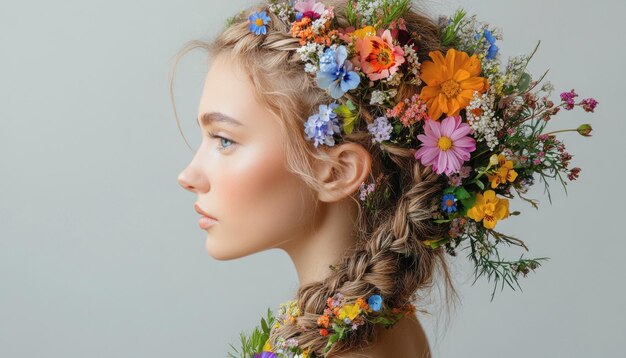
<box><xmin>214</xmin><ymin>145</ymin><xmax>310</xmax><ymax>245</ymax></box>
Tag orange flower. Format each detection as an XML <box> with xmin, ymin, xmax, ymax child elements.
<box><xmin>355</xmin><ymin>297</ymin><xmax>369</xmax><ymax>311</ymax></box>
<box><xmin>317</xmin><ymin>315</ymin><xmax>330</xmax><ymax>328</ymax></box>
<box><xmin>355</xmin><ymin>29</ymin><xmax>405</xmax><ymax>81</ymax></box>
<box><xmin>290</xmin><ymin>17</ymin><xmax>337</xmax><ymax>46</ymax></box>
<box><xmin>487</xmin><ymin>154</ymin><xmax>518</xmax><ymax>188</ymax></box>
<box><xmin>466</xmin><ymin>190</ymin><xmax>510</xmax><ymax>229</ymax></box>
<box><xmin>319</xmin><ymin>328</ymin><xmax>329</xmax><ymax>336</ymax></box>
<box><xmin>326</xmin><ymin>297</ymin><xmax>334</xmax><ymax>308</ymax></box>
<box><xmin>419</xmin><ymin>48</ymin><xmax>489</xmax><ymax>120</ymax></box>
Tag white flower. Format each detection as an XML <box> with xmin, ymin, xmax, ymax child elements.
<box><xmin>296</xmin><ymin>42</ymin><xmax>324</xmax><ymax>63</ymax></box>
<box><xmin>466</xmin><ymin>90</ymin><xmax>504</xmax><ymax>150</ymax></box>
<box><xmin>304</xmin><ymin>63</ymin><xmax>318</xmax><ymax>73</ymax></box>
<box><xmin>369</xmin><ymin>90</ymin><xmax>386</xmax><ymax>105</ymax></box>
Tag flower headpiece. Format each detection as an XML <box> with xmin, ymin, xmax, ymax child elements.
<box><xmin>231</xmin><ymin>1</ymin><xmax>599</xmax><ymax>357</ymax></box>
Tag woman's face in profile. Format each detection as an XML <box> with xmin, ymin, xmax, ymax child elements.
<box><xmin>177</xmin><ymin>53</ymin><xmax>312</xmax><ymax>260</ymax></box>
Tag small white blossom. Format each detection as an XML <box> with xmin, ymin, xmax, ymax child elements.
<box><xmin>384</xmin><ymin>71</ymin><xmax>402</xmax><ymax>86</ymax></box>
<box><xmin>268</xmin><ymin>0</ymin><xmax>295</xmax><ymax>23</ymax></box>
<box><xmin>355</xmin><ymin>0</ymin><xmax>383</xmax><ymax>24</ymax></box>
<box><xmin>296</xmin><ymin>42</ymin><xmax>324</xmax><ymax>63</ymax></box>
<box><xmin>402</xmin><ymin>44</ymin><xmax>422</xmax><ymax>85</ymax></box>
<box><xmin>304</xmin><ymin>63</ymin><xmax>318</xmax><ymax>74</ymax></box>
<box><xmin>466</xmin><ymin>90</ymin><xmax>504</xmax><ymax>150</ymax></box>
<box><xmin>369</xmin><ymin>90</ymin><xmax>386</xmax><ymax>105</ymax></box>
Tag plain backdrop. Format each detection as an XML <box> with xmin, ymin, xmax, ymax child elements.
<box><xmin>1</xmin><ymin>0</ymin><xmax>623</xmax><ymax>357</ymax></box>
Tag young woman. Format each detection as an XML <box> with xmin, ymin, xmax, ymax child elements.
<box><xmin>173</xmin><ymin>0</ymin><xmax>596</xmax><ymax>356</ymax></box>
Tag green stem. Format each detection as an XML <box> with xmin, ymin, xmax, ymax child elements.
<box><xmin>543</xmin><ymin>128</ymin><xmax>577</xmax><ymax>135</ymax></box>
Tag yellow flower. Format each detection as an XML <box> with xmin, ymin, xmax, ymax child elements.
<box><xmin>466</xmin><ymin>190</ymin><xmax>510</xmax><ymax>229</ymax></box>
<box><xmin>338</xmin><ymin>303</ymin><xmax>361</xmax><ymax>321</ymax></box>
<box><xmin>262</xmin><ymin>338</ymin><xmax>272</xmax><ymax>352</ymax></box>
<box><xmin>419</xmin><ymin>48</ymin><xmax>489</xmax><ymax>120</ymax></box>
<box><xmin>487</xmin><ymin>154</ymin><xmax>518</xmax><ymax>188</ymax></box>
<box><xmin>352</xmin><ymin>25</ymin><xmax>376</xmax><ymax>39</ymax></box>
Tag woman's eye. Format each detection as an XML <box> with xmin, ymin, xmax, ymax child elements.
<box><xmin>207</xmin><ymin>132</ymin><xmax>235</xmax><ymax>151</ymax></box>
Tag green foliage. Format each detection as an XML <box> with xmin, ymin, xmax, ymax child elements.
<box><xmin>463</xmin><ymin>226</ymin><xmax>549</xmax><ymax>301</ymax></box>
<box><xmin>441</xmin><ymin>8</ymin><xmax>467</xmax><ymax>47</ymax></box>
<box><xmin>380</xmin><ymin>0</ymin><xmax>411</xmax><ymax>28</ymax></box>
<box><xmin>345</xmin><ymin>0</ymin><xmax>358</xmax><ymax>27</ymax></box>
<box><xmin>335</xmin><ymin>100</ymin><xmax>359</xmax><ymax>134</ymax></box>
<box><xmin>227</xmin><ymin>308</ymin><xmax>275</xmax><ymax>358</ymax></box>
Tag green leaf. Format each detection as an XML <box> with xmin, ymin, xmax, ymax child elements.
<box><xmin>343</xmin><ymin>115</ymin><xmax>357</xmax><ymax>134</ymax></box>
<box><xmin>423</xmin><ymin>237</ymin><xmax>450</xmax><ymax>249</ymax></box>
<box><xmin>475</xmin><ymin>180</ymin><xmax>485</xmax><ymax>190</ymax></box>
<box><xmin>443</xmin><ymin>187</ymin><xmax>455</xmax><ymax>194</ymax></box>
<box><xmin>460</xmin><ymin>194</ymin><xmax>477</xmax><ymax>216</ymax></box>
<box><xmin>335</xmin><ymin>103</ymin><xmax>358</xmax><ymax>135</ymax></box>
<box><xmin>517</xmin><ymin>72</ymin><xmax>532</xmax><ymax>92</ymax></box>
<box><xmin>260</xmin><ymin>318</ymin><xmax>268</xmax><ymax>334</ymax></box>
<box><xmin>454</xmin><ymin>186</ymin><xmax>471</xmax><ymax>200</ymax></box>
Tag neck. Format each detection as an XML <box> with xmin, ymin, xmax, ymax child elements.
<box><xmin>280</xmin><ymin>199</ymin><xmax>358</xmax><ymax>287</ymax></box>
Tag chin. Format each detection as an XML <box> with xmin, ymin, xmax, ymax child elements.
<box><xmin>204</xmin><ymin>237</ymin><xmax>256</xmax><ymax>261</ymax></box>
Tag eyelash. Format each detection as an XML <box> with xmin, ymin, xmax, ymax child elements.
<box><xmin>206</xmin><ymin>131</ymin><xmax>236</xmax><ymax>152</ymax></box>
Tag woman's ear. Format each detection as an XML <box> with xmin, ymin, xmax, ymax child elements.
<box><xmin>313</xmin><ymin>142</ymin><xmax>372</xmax><ymax>203</ymax></box>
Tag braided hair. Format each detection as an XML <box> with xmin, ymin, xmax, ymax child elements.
<box><xmin>169</xmin><ymin>0</ymin><xmax>460</xmax><ymax>355</ymax></box>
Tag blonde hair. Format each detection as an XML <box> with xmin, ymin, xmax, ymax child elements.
<box><xmin>169</xmin><ymin>0</ymin><xmax>460</xmax><ymax>355</ymax></box>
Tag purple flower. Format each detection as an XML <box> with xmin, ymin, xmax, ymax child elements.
<box><xmin>254</xmin><ymin>352</ymin><xmax>277</xmax><ymax>358</ymax></box>
<box><xmin>316</xmin><ymin>45</ymin><xmax>361</xmax><ymax>99</ymax></box>
<box><xmin>580</xmin><ymin>98</ymin><xmax>598</xmax><ymax>112</ymax></box>
<box><xmin>304</xmin><ymin>102</ymin><xmax>341</xmax><ymax>147</ymax></box>
<box><xmin>359</xmin><ymin>182</ymin><xmax>375</xmax><ymax>201</ymax></box>
<box><xmin>560</xmin><ymin>89</ymin><xmax>578</xmax><ymax>110</ymax></box>
<box><xmin>367</xmin><ymin>116</ymin><xmax>393</xmax><ymax>143</ymax></box>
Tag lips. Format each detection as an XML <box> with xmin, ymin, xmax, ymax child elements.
<box><xmin>194</xmin><ymin>203</ymin><xmax>217</xmax><ymax>220</ymax></box>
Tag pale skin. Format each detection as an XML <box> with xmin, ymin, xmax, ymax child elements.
<box><xmin>177</xmin><ymin>53</ymin><xmax>431</xmax><ymax>357</ymax></box>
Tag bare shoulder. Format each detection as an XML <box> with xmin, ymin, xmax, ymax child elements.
<box><xmin>327</xmin><ymin>314</ymin><xmax>431</xmax><ymax>358</ymax></box>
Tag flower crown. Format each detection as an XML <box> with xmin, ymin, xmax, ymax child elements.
<box><xmin>229</xmin><ymin>0</ymin><xmax>599</xmax><ymax>357</ymax></box>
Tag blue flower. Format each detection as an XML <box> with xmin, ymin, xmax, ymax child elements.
<box><xmin>367</xmin><ymin>294</ymin><xmax>383</xmax><ymax>312</ymax></box>
<box><xmin>248</xmin><ymin>11</ymin><xmax>271</xmax><ymax>35</ymax></box>
<box><xmin>316</xmin><ymin>45</ymin><xmax>361</xmax><ymax>99</ymax></box>
<box><xmin>474</xmin><ymin>29</ymin><xmax>498</xmax><ymax>60</ymax></box>
<box><xmin>441</xmin><ymin>193</ymin><xmax>457</xmax><ymax>213</ymax></box>
<box><xmin>367</xmin><ymin>116</ymin><xmax>393</xmax><ymax>144</ymax></box>
<box><xmin>304</xmin><ymin>102</ymin><xmax>341</xmax><ymax>147</ymax></box>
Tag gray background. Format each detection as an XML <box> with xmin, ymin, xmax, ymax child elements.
<box><xmin>1</xmin><ymin>0</ymin><xmax>623</xmax><ymax>357</ymax></box>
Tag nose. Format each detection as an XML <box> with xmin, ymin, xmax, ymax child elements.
<box><xmin>177</xmin><ymin>170</ymin><xmax>195</xmax><ymax>192</ymax></box>
<box><xmin>177</xmin><ymin>163</ymin><xmax>208</xmax><ymax>193</ymax></box>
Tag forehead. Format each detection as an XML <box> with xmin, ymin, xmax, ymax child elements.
<box><xmin>197</xmin><ymin>54</ymin><xmax>271</xmax><ymax>128</ymax></box>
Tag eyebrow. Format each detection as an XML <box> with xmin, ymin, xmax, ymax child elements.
<box><xmin>196</xmin><ymin>112</ymin><xmax>244</xmax><ymax>127</ymax></box>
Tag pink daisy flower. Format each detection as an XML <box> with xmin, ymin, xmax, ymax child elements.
<box><xmin>414</xmin><ymin>115</ymin><xmax>476</xmax><ymax>175</ymax></box>
<box><xmin>294</xmin><ymin>0</ymin><xmax>325</xmax><ymax>18</ymax></box>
